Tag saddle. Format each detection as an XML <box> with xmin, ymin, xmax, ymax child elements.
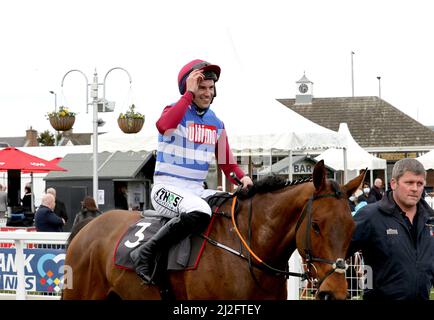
<box><xmin>114</xmin><ymin>192</ymin><xmax>233</xmax><ymax>285</ymax></box>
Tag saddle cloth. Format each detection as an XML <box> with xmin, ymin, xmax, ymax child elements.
<box><xmin>114</xmin><ymin>215</ymin><xmax>205</xmax><ymax>271</ymax></box>
<box><xmin>114</xmin><ymin>192</ymin><xmax>232</xmax><ymax>272</ymax></box>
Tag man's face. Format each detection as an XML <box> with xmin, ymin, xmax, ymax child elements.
<box><xmin>391</xmin><ymin>171</ymin><xmax>425</xmax><ymax>209</ymax></box>
<box><xmin>374</xmin><ymin>178</ymin><xmax>382</xmax><ymax>188</ymax></box>
<box><xmin>193</xmin><ymin>79</ymin><xmax>215</xmax><ymax>109</ymax></box>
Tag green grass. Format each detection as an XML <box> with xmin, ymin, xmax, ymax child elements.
<box><xmin>431</xmin><ymin>289</ymin><xmax>434</xmax><ymax>300</ymax></box>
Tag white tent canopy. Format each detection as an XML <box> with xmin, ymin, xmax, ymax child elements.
<box><xmin>97</xmin><ymin>97</ymin><xmax>347</xmax><ymax>154</ymax></box>
<box><xmin>416</xmin><ymin>150</ymin><xmax>434</xmax><ymax>170</ymax></box>
<box><xmin>315</xmin><ymin>123</ymin><xmax>386</xmax><ymax>170</ymax></box>
<box><xmin>315</xmin><ymin>123</ymin><xmax>387</xmax><ymax>184</ymax></box>
<box><xmin>220</xmin><ymin>97</ymin><xmax>346</xmax><ymax>153</ymax></box>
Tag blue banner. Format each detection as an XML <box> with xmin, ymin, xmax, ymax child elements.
<box><xmin>0</xmin><ymin>248</ymin><xmax>65</xmax><ymax>293</ymax></box>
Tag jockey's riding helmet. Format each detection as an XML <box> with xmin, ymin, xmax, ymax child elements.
<box><xmin>177</xmin><ymin>59</ymin><xmax>221</xmax><ymax>96</ymax></box>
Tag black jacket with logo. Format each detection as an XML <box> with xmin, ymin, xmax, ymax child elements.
<box><xmin>349</xmin><ymin>190</ymin><xmax>434</xmax><ymax>300</ymax></box>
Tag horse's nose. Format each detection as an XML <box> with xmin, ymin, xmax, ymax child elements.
<box><xmin>317</xmin><ymin>291</ymin><xmax>336</xmax><ymax>300</ymax></box>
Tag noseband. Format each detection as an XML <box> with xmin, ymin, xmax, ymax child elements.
<box><xmin>294</xmin><ymin>192</ymin><xmax>348</xmax><ymax>291</ymax></box>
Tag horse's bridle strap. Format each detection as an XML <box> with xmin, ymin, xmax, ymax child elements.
<box><xmin>295</xmin><ymin>192</ymin><xmax>349</xmax><ymax>289</ymax></box>
<box><xmin>230</xmin><ymin>196</ymin><xmax>308</xmax><ymax>279</ymax></box>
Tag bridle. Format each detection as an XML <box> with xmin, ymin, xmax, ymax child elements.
<box><xmin>294</xmin><ymin>192</ymin><xmax>349</xmax><ymax>291</ymax></box>
<box><xmin>227</xmin><ymin>189</ymin><xmax>349</xmax><ymax>290</ymax></box>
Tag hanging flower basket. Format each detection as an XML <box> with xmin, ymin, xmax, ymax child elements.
<box><xmin>49</xmin><ymin>116</ymin><xmax>75</xmax><ymax>131</ymax></box>
<box><xmin>118</xmin><ymin>104</ymin><xmax>144</xmax><ymax>134</ymax></box>
<box><xmin>47</xmin><ymin>106</ymin><xmax>76</xmax><ymax>131</ymax></box>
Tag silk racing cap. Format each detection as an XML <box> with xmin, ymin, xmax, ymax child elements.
<box><xmin>177</xmin><ymin>59</ymin><xmax>221</xmax><ymax>95</ymax></box>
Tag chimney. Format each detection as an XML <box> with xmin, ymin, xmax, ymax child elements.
<box><xmin>25</xmin><ymin>127</ymin><xmax>38</xmax><ymax>147</ymax></box>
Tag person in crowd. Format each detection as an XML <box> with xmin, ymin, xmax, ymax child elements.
<box><xmin>46</xmin><ymin>187</ymin><xmax>68</xmax><ymax>229</ymax></box>
<box><xmin>0</xmin><ymin>184</ymin><xmax>8</xmax><ymax>220</ymax></box>
<box><xmin>357</xmin><ymin>182</ymin><xmax>370</xmax><ymax>203</ymax></box>
<box><xmin>35</xmin><ymin>193</ymin><xmax>64</xmax><ymax>232</ymax></box>
<box><xmin>349</xmin><ymin>193</ymin><xmax>368</xmax><ymax>216</ymax></box>
<box><xmin>348</xmin><ymin>194</ymin><xmax>357</xmax><ymax>212</ymax></box>
<box><xmin>349</xmin><ymin>158</ymin><xmax>434</xmax><ymax>300</ymax></box>
<box><xmin>73</xmin><ymin>196</ymin><xmax>102</xmax><ymax>226</ymax></box>
<box><xmin>114</xmin><ymin>185</ymin><xmax>129</xmax><ymax>210</ymax></box>
<box><xmin>129</xmin><ymin>59</ymin><xmax>253</xmax><ymax>284</ymax></box>
<box><xmin>367</xmin><ymin>177</ymin><xmax>385</xmax><ymax>203</ymax></box>
<box><xmin>21</xmin><ymin>185</ymin><xmax>32</xmax><ymax>212</ymax></box>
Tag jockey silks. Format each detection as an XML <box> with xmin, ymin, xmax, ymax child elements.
<box><xmin>154</xmin><ymin>102</ymin><xmax>225</xmax><ymax>183</ymax></box>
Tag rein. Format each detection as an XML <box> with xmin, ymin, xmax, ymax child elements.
<box><xmin>230</xmin><ymin>195</ymin><xmax>308</xmax><ymax>279</ymax></box>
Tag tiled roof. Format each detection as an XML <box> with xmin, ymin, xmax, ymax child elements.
<box><xmin>45</xmin><ymin>151</ymin><xmax>154</xmax><ymax>180</ymax></box>
<box><xmin>59</xmin><ymin>133</ymin><xmax>92</xmax><ymax>146</ymax></box>
<box><xmin>277</xmin><ymin>96</ymin><xmax>434</xmax><ymax>148</ymax></box>
<box><xmin>0</xmin><ymin>137</ymin><xmax>26</xmax><ymax>147</ymax></box>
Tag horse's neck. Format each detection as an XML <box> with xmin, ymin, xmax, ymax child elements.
<box><xmin>221</xmin><ymin>183</ymin><xmax>314</xmax><ymax>266</ymax></box>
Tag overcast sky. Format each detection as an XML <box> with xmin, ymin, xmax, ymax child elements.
<box><xmin>1</xmin><ymin>0</ymin><xmax>433</xmax><ymax>138</ymax></box>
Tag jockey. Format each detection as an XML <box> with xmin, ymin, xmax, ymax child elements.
<box><xmin>130</xmin><ymin>59</ymin><xmax>253</xmax><ymax>283</ymax></box>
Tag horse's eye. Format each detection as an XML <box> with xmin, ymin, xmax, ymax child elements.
<box><xmin>312</xmin><ymin>222</ymin><xmax>320</xmax><ymax>234</ymax></box>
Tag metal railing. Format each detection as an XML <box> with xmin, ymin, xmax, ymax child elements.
<box><xmin>0</xmin><ymin>231</ymin><xmax>69</xmax><ymax>300</ymax></box>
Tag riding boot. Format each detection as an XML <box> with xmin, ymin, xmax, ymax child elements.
<box><xmin>130</xmin><ymin>211</ymin><xmax>211</xmax><ymax>284</ymax></box>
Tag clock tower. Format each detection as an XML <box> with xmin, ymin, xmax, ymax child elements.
<box><xmin>295</xmin><ymin>73</ymin><xmax>313</xmax><ymax>104</ymax></box>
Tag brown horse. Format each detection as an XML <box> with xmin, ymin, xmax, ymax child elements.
<box><xmin>62</xmin><ymin>160</ymin><xmax>365</xmax><ymax>300</ymax></box>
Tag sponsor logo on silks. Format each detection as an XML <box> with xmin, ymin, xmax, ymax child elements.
<box><xmin>386</xmin><ymin>228</ymin><xmax>398</xmax><ymax>235</ymax></box>
<box><xmin>187</xmin><ymin>123</ymin><xmax>217</xmax><ymax>145</ymax></box>
<box><xmin>153</xmin><ymin>188</ymin><xmax>183</xmax><ymax>212</ymax></box>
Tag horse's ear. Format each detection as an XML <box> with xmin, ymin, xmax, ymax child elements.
<box><xmin>313</xmin><ymin>160</ymin><xmax>327</xmax><ymax>191</ymax></box>
<box><xmin>343</xmin><ymin>168</ymin><xmax>367</xmax><ymax>197</ymax></box>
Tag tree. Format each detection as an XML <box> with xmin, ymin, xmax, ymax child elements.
<box><xmin>37</xmin><ymin>130</ymin><xmax>56</xmax><ymax>146</ymax></box>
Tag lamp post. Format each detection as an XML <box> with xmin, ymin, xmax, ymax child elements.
<box><xmin>49</xmin><ymin>90</ymin><xmax>57</xmax><ymax>112</ymax></box>
<box><xmin>49</xmin><ymin>90</ymin><xmax>59</xmax><ymax>145</ymax></box>
<box><xmin>60</xmin><ymin>68</ymin><xmax>132</xmax><ymax>202</ymax></box>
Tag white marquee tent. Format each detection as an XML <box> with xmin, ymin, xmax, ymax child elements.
<box><xmin>96</xmin><ymin>94</ymin><xmax>348</xmax><ymax>182</ymax></box>
<box><xmin>315</xmin><ymin>123</ymin><xmax>387</xmax><ymax>184</ymax></box>
<box><xmin>416</xmin><ymin>150</ymin><xmax>434</xmax><ymax>170</ymax></box>
<box><xmin>97</xmin><ymin>96</ymin><xmax>347</xmax><ymax>155</ymax></box>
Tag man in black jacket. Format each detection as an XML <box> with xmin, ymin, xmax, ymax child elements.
<box><xmin>46</xmin><ymin>188</ymin><xmax>68</xmax><ymax>230</ymax></box>
<box><xmin>350</xmin><ymin>158</ymin><xmax>434</xmax><ymax>300</ymax></box>
<box><xmin>35</xmin><ymin>193</ymin><xmax>65</xmax><ymax>232</ymax></box>
<box><xmin>367</xmin><ymin>178</ymin><xmax>384</xmax><ymax>203</ymax></box>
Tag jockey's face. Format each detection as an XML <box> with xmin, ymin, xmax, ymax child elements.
<box><xmin>193</xmin><ymin>79</ymin><xmax>215</xmax><ymax>109</ymax></box>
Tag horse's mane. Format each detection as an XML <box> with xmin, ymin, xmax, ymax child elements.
<box><xmin>237</xmin><ymin>174</ymin><xmax>312</xmax><ymax>199</ymax></box>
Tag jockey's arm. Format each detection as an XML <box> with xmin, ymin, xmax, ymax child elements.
<box><xmin>215</xmin><ymin>129</ymin><xmax>253</xmax><ymax>189</ymax></box>
<box><xmin>156</xmin><ymin>91</ymin><xmax>193</xmax><ymax>134</ymax></box>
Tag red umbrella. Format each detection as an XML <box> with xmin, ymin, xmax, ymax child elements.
<box><xmin>0</xmin><ymin>147</ymin><xmax>67</xmax><ymax>212</ymax></box>
<box><xmin>22</xmin><ymin>157</ymin><xmax>65</xmax><ymax>174</ymax></box>
<box><xmin>0</xmin><ymin>147</ymin><xmax>66</xmax><ymax>172</ymax></box>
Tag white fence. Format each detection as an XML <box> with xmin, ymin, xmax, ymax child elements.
<box><xmin>0</xmin><ymin>231</ymin><xmax>364</xmax><ymax>300</ymax></box>
<box><xmin>0</xmin><ymin>231</ymin><xmax>69</xmax><ymax>300</ymax></box>
<box><xmin>287</xmin><ymin>251</ymin><xmax>365</xmax><ymax>300</ymax></box>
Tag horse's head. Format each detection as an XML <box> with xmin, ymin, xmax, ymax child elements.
<box><xmin>295</xmin><ymin>160</ymin><xmax>365</xmax><ymax>300</ymax></box>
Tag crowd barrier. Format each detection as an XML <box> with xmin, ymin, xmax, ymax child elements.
<box><xmin>0</xmin><ymin>229</ymin><xmax>69</xmax><ymax>300</ymax></box>
<box><xmin>0</xmin><ymin>229</ymin><xmax>367</xmax><ymax>300</ymax></box>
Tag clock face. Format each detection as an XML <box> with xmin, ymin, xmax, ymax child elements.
<box><xmin>299</xmin><ymin>83</ymin><xmax>308</xmax><ymax>94</ymax></box>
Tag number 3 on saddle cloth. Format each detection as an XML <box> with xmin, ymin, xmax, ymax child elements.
<box><xmin>114</xmin><ymin>213</ymin><xmax>201</xmax><ymax>273</ymax></box>
<box><xmin>114</xmin><ymin>192</ymin><xmax>230</xmax><ymax>271</ymax></box>
<box><xmin>114</xmin><ymin>193</ymin><xmax>231</xmax><ymax>286</ymax></box>
<box><xmin>114</xmin><ymin>192</ymin><xmax>231</xmax><ymax>285</ymax></box>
